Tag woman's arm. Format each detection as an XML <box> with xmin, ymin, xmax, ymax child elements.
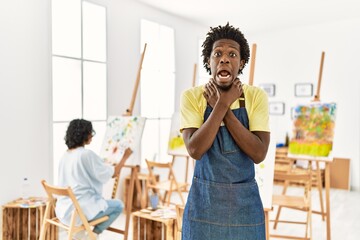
<box><xmin>113</xmin><ymin>148</ymin><xmax>133</xmax><ymax>177</ymax></box>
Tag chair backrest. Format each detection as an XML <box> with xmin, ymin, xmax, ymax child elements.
<box><xmin>271</xmin><ymin>169</ymin><xmax>313</xmax><ymax>239</ymax></box>
<box><xmin>40</xmin><ymin>180</ymin><xmax>108</xmax><ymax>240</ymax></box>
<box><xmin>145</xmin><ymin>159</ymin><xmax>187</xmax><ymax>206</ymax></box>
<box><xmin>146</xmin><ymin>159</ymin><xmax>179</xmax><ymax>187</ymax></box>
<box><xmin>41</xmin><ymin>180</ymin><xmax>91</xmax><ymax>225</ymax></box>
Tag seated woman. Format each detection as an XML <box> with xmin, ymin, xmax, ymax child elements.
<box><xmin>56</xmin><ymin>119</ymin><xmax>132</xmax><ymax>238</ymax></box>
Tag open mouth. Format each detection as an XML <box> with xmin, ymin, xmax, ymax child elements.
<box><xmin>216</xmin><ymin>70</ymin><xmax>232</xmax><ymax>81</ymax></box>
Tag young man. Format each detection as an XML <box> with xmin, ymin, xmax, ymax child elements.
<box><xmin>180</xmin><ymin>23</ymin><xmax>270</xmax><ymax>239</ymax></box>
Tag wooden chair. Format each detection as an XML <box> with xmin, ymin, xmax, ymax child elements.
<box><xmin>145</xmin><ymin>159</ymin><xmax>188</xmax><ymax>206</ymax></box>
<box><xmin>175</xmin><ymin>204</ymin><xmax>185</xmax><ymax>240</ymax></box>
<box><xmin>270</xmin><ymin>170</ymin><xmax>312</xmax><ymax>240</ymax></box>
<box><xmin>273</xmin><ymin>148</ymin><xmax>325</xmax><ymax>223</ymax></box>
<box><xmin>39</xmin><ymin>180</ymin><xmax>115</xmax><ymax>240</ymax></box>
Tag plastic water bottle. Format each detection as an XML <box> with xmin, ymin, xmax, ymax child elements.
<box><xmin>22</xmin><ymin>178</ymin><xmax>30</xmax><ymax>200</ymax></box>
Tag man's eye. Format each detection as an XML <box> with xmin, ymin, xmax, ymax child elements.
<box><xmin>214</xmin><ymin>52</ymin><xmax>221</xmax><ymax>57</ymax></box>
<box><xmin>230</xmin><ymin>53</ymin><xmax>237</xmax><ymax>57</ymax></box>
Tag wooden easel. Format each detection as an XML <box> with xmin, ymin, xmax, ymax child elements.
<box><xmin>276</xmin><ymin>51</ymin><xmax>333</xmax><ymax>240</ymax></box>
<box><xmin>109</xmin><ymin>43</ymin><xmax>147</xmax><ymax>240</ymax></box>
<box><xmin>311</xmin><ymin>51</ymin><xmax>327</xmax><ymax>221</ymax></box>
<box><xmin>247</xmin><ymin>43</ymin><xmax>272</xmax><ymax>240</ymax></box>
<box><xmin>248</xmin><ymin>43</ymin><xmax>257</xmax><ymax>86</ymax></box>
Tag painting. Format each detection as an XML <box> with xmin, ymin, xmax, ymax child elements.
<box><xmin>289</xmin><ymin>102</ymin><xmax>337</xmax><ymax>157</ymax></box>
<box><xmin>100</xmin><ymin>116</ymin><xmax>146</xmax><ymax>165</ymax></box>
<box><xmin>167</xmin><ymin>112</ymin><xmax>188</xmax><ymax>156</ymax></box>
<box><xmin>295</xmin><ymin>83</ymin><xmax>313</xmax><ymax>97</ymax></box>
<box><xmin>269</xmin><ymin>102</ymin><xmax>285</xmax><ymax>115</ymax></box>
<box><xmin>259</xmin><ymin>83</ymin><xmax>276</xmax><ymax>97</ymax></box>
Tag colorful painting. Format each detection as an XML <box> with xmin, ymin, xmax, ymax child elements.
<box><xmin>167</xmin><ymin>112</ymin><xmax>188</xmax><ymax>156</ymax></box>
<box><xmin>100</xmin><ymin>116</ymin><xmax>146</xmax><ymax>165</ymax></box>
<box><xmin>289</xmin><ymin>102</ymin><xmax>336</xmax><ymax>157</ymax></box>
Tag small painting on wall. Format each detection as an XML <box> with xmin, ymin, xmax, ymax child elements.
<box><xmin>295</xmin><ymin>83</ymin><xmax>313</xmax><ymax>97</ymax></box>
<box><xmin>259</xmin><ymin>84</ymin><xmax>276</xmax><ymax>97</ymax></box>
<box><xmin>269</xmin><ymin>102</ymin><xmax>285</xmax><ymax>115</ymax></box>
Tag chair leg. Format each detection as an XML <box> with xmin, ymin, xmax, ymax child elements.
<box><xmin>39</xmin><ymin>221</ymin><xmax>50</xmax><ymax>240</ymax></box>
<box><xmin>39</xmin><ymin>203</ymin><xmax>51</xmax><ymax>240</ymax></box>
<box><xmin>273</xmin><ymin>180</ymin><xmax>289</xmax><ymax>229</ymax></box>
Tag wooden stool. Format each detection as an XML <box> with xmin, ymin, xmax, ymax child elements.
<box><xmin>132</xmin><ymin>210</ymin><xmax>175</xmax><ymax>240</ymax></box>
<box><xmin>2</xmin><ymin>197</ymin><xmax>57</xmax><ymax>240</ymax></box>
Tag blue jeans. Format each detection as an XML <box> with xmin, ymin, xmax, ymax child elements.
<box><xmin>90</xmin><ymin>199</ymin><xmax>123</xmax><ymax>234</ymax></box>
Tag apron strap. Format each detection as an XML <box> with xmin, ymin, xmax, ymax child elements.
<box><xmin>239</xmin><ymin>93</ymin><xmax>245</xmax><ymax>108</ymax></box>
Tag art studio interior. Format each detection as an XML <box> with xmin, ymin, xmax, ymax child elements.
<box><xmin>1</xmin><ymin>0</ymin><xmax>360</xmax><ymax>239</ymax></box>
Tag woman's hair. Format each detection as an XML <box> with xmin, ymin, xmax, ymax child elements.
<box><xmin>201</xmin><ymin>22</ymin><xmax>250</xmax><ymax>75</ymax></box>
<box><xmin>65</xmin><ymin>119</ymin><xmax>94</xmax><ymax>149</ymax></box>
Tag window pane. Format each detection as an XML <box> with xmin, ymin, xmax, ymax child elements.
<box><xmin>53</xmin><ymin>122</ymin><xmax>69</xmax><ymax>184</ymax></box>
<box><xmin>83</xmin><ymin>61</ymin><xmax>107</xmax><ymax>120</ymax></box>
<box><xmin>141</xmin><ymin>19</ymin><xmax>159</xmax><ymax>69</ymax></box>
<box><xmin>141</xmin><ymin>69</ymin><xmax>159</xmax><ymax>117</ymax></box>
<box><xmin>159</xmin><ymin>119</ymin><xmax>172</xmax><ymax>163</ymax></box>
<box><xmin>140</xmin><ymin>70</ymin><xmax>174</xmax><ymax>118</ymax></box>
<box><xmin>83</xmin><ymin>2</ymin><xmax>107</xmax><ymax>62</ymax></box>
<box><xmin>141</xmin><ymin>119</ymin><xmax>160</xmax><ymax>165</ymax></box>
<box><xmin>52</xmin><ymin>57</ymin><xmax>82</xmax><ymax>121</ymax></box>
<box><xmin>159</xmin><ymin>25</ymin><xmax>175</xmax><ymax>72</ymax></box>
<box><xmin>159</xmin><ymin>72</ymin><xmax>175</xmax><ymax>117</ymax></box>
<box><xmin>140</xmin><ymin>19</ymin><xmax>175</xmax><ymax>166</ymax></box>
<box><xmin>52</xmin><ymin>0</ymin><xmax>81</xmax><ymax>58</ymax></box>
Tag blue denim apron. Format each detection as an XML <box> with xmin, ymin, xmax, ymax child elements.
<box><xmin>182</xmin><ymin>100</ymin><xmax>265</xmax><ymax>240</ymax></box>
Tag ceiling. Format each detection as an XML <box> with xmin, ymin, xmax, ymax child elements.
<box><xmin>136</xmin><ymin>0</ymin><xmax>360</xmax><ymax>33</ymax></box>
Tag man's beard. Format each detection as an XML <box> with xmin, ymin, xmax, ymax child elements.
<box><xmin>215</xmin><ymin>82</ymin><xmax>232</xmax><ymax>91</ymax></box>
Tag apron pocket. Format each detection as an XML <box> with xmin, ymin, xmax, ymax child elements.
<box><xmin>218</xmin><ymin>127</ymin><xmax>240</xmax><ymax>154</ymax></box>
<box><xmin>189</xmin><ymin>178</ymin><xmax>264</xmax><ymax>226</ymax></box>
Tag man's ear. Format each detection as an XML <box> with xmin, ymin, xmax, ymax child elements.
<box><xmin>239</xmin><ymin>60</ymin><xmax>245</xmax><ymax>71</ymax></box>
<box><xmin>207</xmin><ymin>59</ymin><xmax>211</xmax><ymax>74</ymax></box>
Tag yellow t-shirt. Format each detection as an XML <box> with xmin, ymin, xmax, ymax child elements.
<box><xmin>180</xmin><ymin>84</ymin><xmax>270</xmax><ymax>132</ymax></box>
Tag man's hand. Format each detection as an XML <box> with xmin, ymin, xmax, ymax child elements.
<box><xmin>203</xmin><ymin>78</ymin><xmax>219</xmax><ymax>108</ymax></box>
<box><xmin>203</xmin><ymin>78</ymin><xmax>243</xmax><ymax>108</ymax></box>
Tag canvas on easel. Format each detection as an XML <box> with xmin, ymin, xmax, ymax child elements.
<box><xmin>100</xmin><ymin>116</ymin><xmax>146</xmax><ymax>165</ymax></box>
<box><xmin>167</xmin><ymin>112</ymin><xmax>188</xmax><ymax>156</ymax></box>
<box><xmin>289</xmin><ymin>102</ymin><xmax>337</xmax><ymax>157</ymax></box>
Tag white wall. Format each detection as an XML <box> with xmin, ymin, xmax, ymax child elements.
<box><xmin>0</xmin><ymin>0</ymin><xmax>52</xmax><ymax>207</ymax></box>
<box><xmin>244</xmin><ymin>18</ymin><xmax>360</xmax><ymax>190</ymax></box>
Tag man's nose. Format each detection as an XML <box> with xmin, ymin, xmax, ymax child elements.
<box><xmin>220</xmin><ymin>56</ymin><xmax>230</xmax><ymax>64</ymax></box>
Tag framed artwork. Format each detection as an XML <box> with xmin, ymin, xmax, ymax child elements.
<box><xmin>259</xmin><ymin>83</ymin><xmax>276</xmax><ymax>97</ymax></box>
<box><xmin>269</xmin><ymin>102</ymin><xmax>285</xmax><ymax>115</ymax></box>
<box><xmin>295</xmin><ymin>83</ymin><xmax>313</xmax><ymax>97</ymax></box>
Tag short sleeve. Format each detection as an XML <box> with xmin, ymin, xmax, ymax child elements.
<box><xmin>248</xmin><ymin>88</ymin><xmax>270</xmax><ymax>132</ymax></box>
<box><xmin>180</xmin><ymin>89</ymin><xmax>204</xmax><ymax>132</ymax></box>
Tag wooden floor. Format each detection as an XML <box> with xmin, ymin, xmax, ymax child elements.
<box><xmin>57</xmin><ymin>187</ymin><xmax>360</xmax><ymax>240</ymax></box>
